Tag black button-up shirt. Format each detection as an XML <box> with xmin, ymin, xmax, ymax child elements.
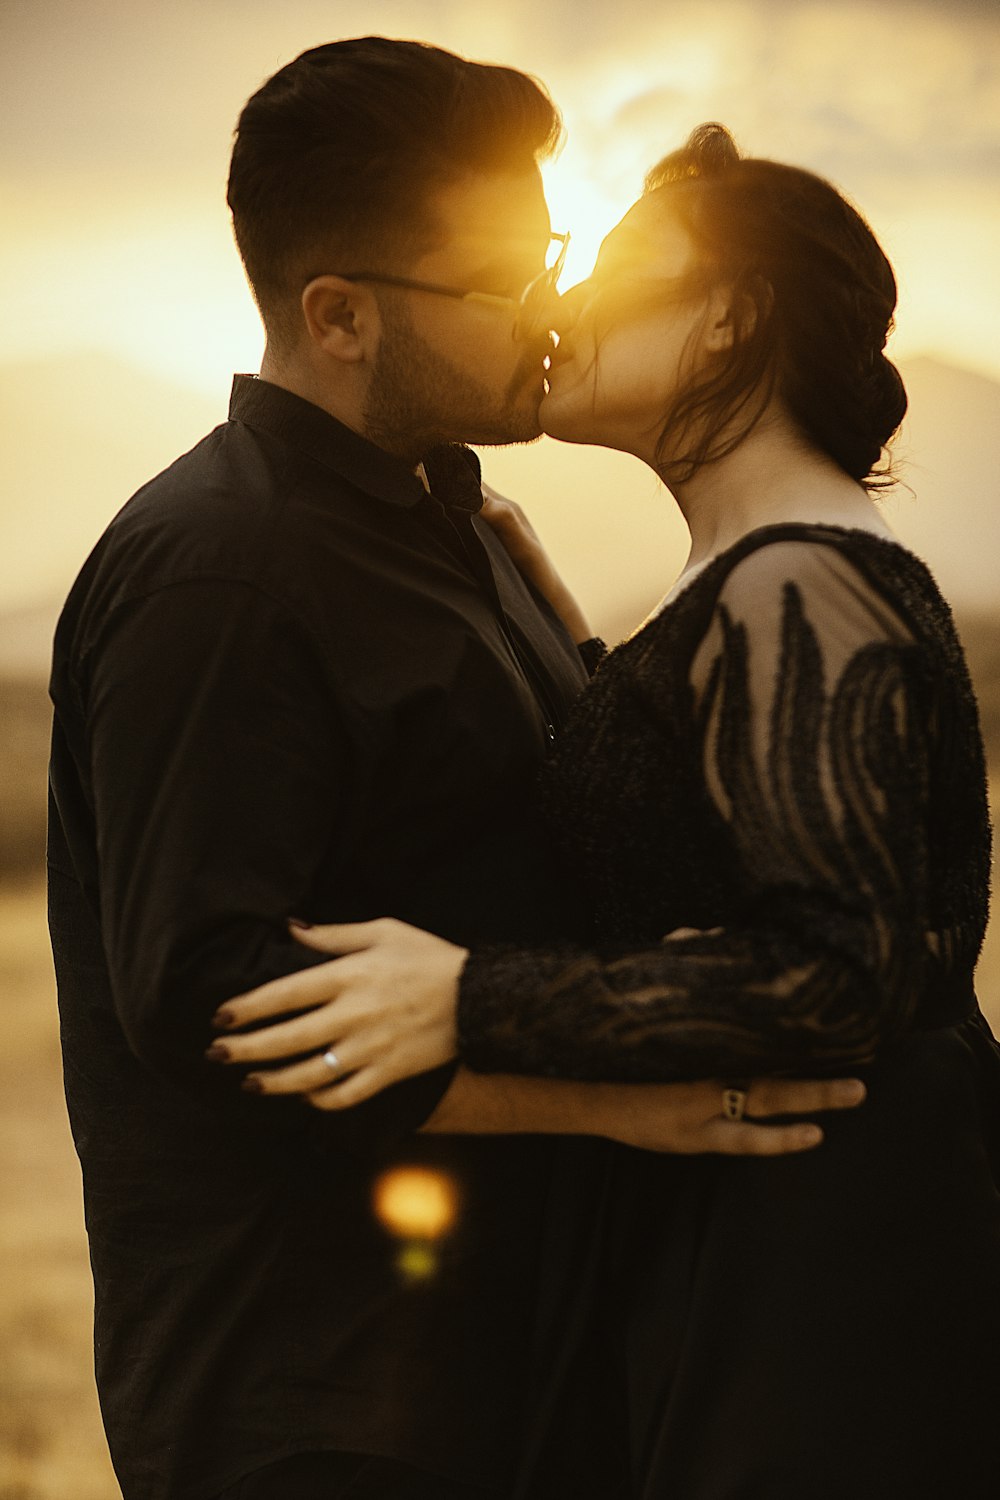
<box><xmin>47</xmin><ymin>376</ymin><xmax>588</xmax><ymax>1499</ymax></box>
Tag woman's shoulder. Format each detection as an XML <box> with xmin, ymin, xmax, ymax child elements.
<box><xmin>671</xmin><ymin>523</ymin><xmax>953</xmax><ymax>648</ymax></box>
<box><xmin>712</xmin><ymin>521</ymin><xmax>931</xmax><ymax>589</ymax></box>
<box><xmin>600</xmin><ymin>523</ymin><xmax>962</xmax><ymax>710</ymax></box>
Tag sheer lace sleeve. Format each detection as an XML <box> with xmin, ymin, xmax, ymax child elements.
<box><xmin>577</xmin><ymin>636</ymin><xmax>608</xmax><ymax>677</ymax></box>
<box><xmin>458</xmin><ymin>539</ymin><xmax>937</xmax><ymax>1081</ymax></box>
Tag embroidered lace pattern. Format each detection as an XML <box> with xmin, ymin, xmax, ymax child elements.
<box><xmin>458</xmin><ymin>527</ymin><xmax>992</xmax><ymax>1081</ymax></box>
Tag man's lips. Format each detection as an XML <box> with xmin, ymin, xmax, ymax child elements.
<box><xmin>512</xmin><ymin>338</ymin><xmax>555</xmax><ymax>388</ymax></box>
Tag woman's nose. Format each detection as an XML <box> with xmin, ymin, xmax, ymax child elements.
<box><xmin>551</xmin><ymin>280</ymin><xmax>590</xmax><ymax>336</ymax></box>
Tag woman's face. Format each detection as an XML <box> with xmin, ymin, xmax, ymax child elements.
<box><xmin>540</xmin><ymin>195</ymin><xmax>722</xmax><ymax>462</ymax></box>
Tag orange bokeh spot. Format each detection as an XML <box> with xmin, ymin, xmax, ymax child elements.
<box><xmin>372</xmin><ymin>1165</ymin><xmax>460</xmax><ymax>1242</ymax></box>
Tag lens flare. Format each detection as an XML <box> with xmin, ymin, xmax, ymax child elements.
<box><xmin>373</xmin><ymin>1165</ymin><xmax>460</xmax><ymax>1242</ymax></box>
<box><xmin>373</xmin><ymin>1165</ymin><xmax>461</xmax><ymax>1283</ymax></box>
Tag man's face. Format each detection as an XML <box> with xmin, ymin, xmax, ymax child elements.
<box><xmin>363</xmin><ymin>167</ymin><xmax>556</xmax><ymax>460</ymax></box>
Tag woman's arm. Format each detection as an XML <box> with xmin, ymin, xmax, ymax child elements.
<box><xmin>207</xmin><ymin>917</ymin><xmax>866</xmax><ymax>1150</ymax></box>
<box><xmin>209</xmin><ymin>541</ymin><xmax>934</xmax><ymax>1093</ymax></box>
<box><xmin>454</xmin><ymin>541</ymin><xmax>935</xmax><ymax>1082</ymax></box>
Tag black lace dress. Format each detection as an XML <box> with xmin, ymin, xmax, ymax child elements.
<box><xmin>457</xmin><ymin>525</ymin><xmax>1000</xmax><ymax>1500</ymax></box>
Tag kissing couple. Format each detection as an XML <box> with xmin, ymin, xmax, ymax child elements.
<box><xmin>49</xmin><ymin>35</ymin><xmax>1000</xmax><ymax>1500</ymax></box>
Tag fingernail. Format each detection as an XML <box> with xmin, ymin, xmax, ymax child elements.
<box><xmin>844</xmin><ymin>1080</ymin><xmax>867</xmax><ymax>1102</ymax></box>
<box><xmin>211</xmin><ymin>1008</ymin><xmax>235</xmax><ymax>1031</ymax></box>
<box><xmin>288</xmin><ymin>917</ymin><xmax>312</xmax><ymax>930</ymax></box>
<box><xmin>241</xmin><ymin>1075</ymin><xmax>264</xmax><ymax>1093</ymax></box>
<box><xmin>802</xmin><ymin>1126</ymin><xmax>823</xmax><ymax>1146</ymax></box>
<box><xmin>204</xmin><ymin>1042</ymin><xmax>230</xmax><ymax>1062</ymax></box>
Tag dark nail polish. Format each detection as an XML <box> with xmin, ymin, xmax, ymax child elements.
<box><xmin>204</xmin><ymin>1041</ymin><xmax>230</xmax><ymax>1062</ymax></box>
<box><xmin>241</xmin><ymin>1075</ymin><xmax>263</xmax><ymax>1093</ymax></box>
<box><xmin>211</xmin><ymin>1009</ymin><xmax>235</xmax><ymax>1031</ymax></box>
<box><xmin>288</xmin><ymin>916</ymin><xmax>312</xmax><ymax>930</ymax></box>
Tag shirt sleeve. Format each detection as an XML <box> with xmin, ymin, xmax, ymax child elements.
<box><xmin>82</xmin><ymin>577</ymin><xmax>457</xmax><ymax>1147</ymax></box>
<box><xmin>457</xmin><ymin>541</ymin><xmax>936</xmax><ymax>1082</ymax></box>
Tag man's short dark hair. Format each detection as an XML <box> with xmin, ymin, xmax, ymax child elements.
<box><xmin>227</xmin><ymin>36</ymin><xmax>562</xmax><ymax>350</ymax></box>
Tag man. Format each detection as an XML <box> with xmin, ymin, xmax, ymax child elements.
<box><xmin>48</xmin><ymin>38</ymin><xmax>859</xmax><ymax>1500</ymax></box>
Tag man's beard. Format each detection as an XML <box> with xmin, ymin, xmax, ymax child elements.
<box><xmin>363</xmin><ymin>298</ymin><xmax>548</xmax><ymax>463</ymax></box>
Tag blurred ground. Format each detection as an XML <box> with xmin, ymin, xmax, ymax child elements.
<box><xmin>1</xmin><ymin>619</ymin><xmax>998</xmax><ymax>1499</ymax></box>
<box><xmin>0</xmin><ymin>881</ymin><xmax>118</xmax><ymax>1500</ymax></box>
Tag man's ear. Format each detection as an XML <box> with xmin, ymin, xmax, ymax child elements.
<box><xmin>301</xmin><ymin>276</ymin><xmax>379</xmax><ymax>363</ymax></box>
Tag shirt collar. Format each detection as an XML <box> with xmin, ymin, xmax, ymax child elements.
<box><xmin>228</xmin><ymin>375</ymin><xmax>483</xmax><ymax>513</ymax></box>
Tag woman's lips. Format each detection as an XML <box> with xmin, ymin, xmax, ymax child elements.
<box><xmin>547</xmin><ymin>342</ymin><xmax>575</xmax><ymax>369</ymax></box>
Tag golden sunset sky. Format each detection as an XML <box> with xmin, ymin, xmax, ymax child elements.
<box><xmin>1</xmin><ymin>15</ymin><xmax>997</xmax><ymax>1489</ymax></box>
<box><xmin>1</xmin><ymin>0</ymin><xmax>998</xmax><ymax>624</ymax></box>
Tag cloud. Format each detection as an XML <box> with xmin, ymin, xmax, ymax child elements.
<box><xmin>2</xmin><ymin>0</ymin><xmax>998</xmax><ymax>383</ymax></box>
<box><xmin>4</xmin><ymin>0</ymin><xmax>998</xmax><ymax>186</ymax></box>
<box><xmin>528</xmin><ymin>1</ymin><xmax>1000</xmax><ymax>373</ymax></box>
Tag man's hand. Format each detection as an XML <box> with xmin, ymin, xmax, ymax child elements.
<box><xmin>585</xmin><ymin>1074</ymin><xmax>865</xmax><ymax>1154</ymax></box>
<box><xmin>417</xmin><ymin>1067</ymin><xmax>863</xmax><ymax>1152</ymax></box>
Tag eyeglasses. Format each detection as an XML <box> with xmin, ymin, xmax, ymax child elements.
<box><xmin>335</xmin><ymin>232</ymin><xmax>570</xmax><ymax>342</ymax></box>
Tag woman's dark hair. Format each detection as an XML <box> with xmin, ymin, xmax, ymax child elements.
<box><xmin>227</xmin><ymin>37</ymin><xmax>562</xmax><ymax>350</ymax></box>
<box><xmin>642</xmin><ymin>123</ymin><xmax>907</xmax><ymax>490</ymax></box>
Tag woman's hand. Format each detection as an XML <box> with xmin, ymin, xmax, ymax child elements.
<box><xmin>206</xmin><ymin>918</ymin><xmax>466</xmax><ymax>1109</ymax></box>
<box><xmin>480</xmin><ymin>482</ymin><xmax>594</xmax><ymax>645</ymax></box>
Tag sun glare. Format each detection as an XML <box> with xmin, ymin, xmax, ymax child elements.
<box><xmin>542</xmin><ymin>152</ymin><xmax>634</xmax><ymax>289</ymax></box>
<box><xmin>541</xmin><ymin>43</ymin><xmax>726</xmax><ymax>292</ymax></box>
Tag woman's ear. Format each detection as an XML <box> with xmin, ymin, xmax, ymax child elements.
<box><xmin>705</xmin><ymin>275</ymin><xmax>772</xmax><ymax>352</ymax></box>
<box><xmin>703</xmin><ymin>283</ymin><xmax>742</xmax><ymax>353</ymax></box>
<box><xmin>301</xmin><ymin>276</ymin><xmax>379</xmax><ymax>364</ymax></box>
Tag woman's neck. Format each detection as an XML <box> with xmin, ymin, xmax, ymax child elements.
<box><xmin>655</xmin><ymin>413</ymin><xmax>896</xmax><ymax>580</ymax></box>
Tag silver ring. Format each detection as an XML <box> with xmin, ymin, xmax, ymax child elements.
<box><xmin>321</xmin><ymin>1048</ymin><xmax>342</xmax><ymax>1078</ymax></box>
<box><xmin>722</xmin><ymin>1086</ymin><xmax>748</xmax><ymax>1121</ymax></box>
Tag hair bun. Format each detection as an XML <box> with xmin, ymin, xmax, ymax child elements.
<box><xmin>868</xmin><ymin>353</ymin><xmax>908</xmax><ymax>446</ymax></box>
<box><xmin>640</xmin><ymin>122</ymin><xmax>906</xmax><ymax>490</ymax></box>
<box><xmin>645</xmin><ymin>122</ymin><xmax>739</xmax><ymax>191</ymax></box>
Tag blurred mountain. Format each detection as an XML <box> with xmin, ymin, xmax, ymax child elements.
<box><xmin>0</xmin><ymin>350</ymin><xmax>997</xmax><ymax>877</ymax></box>
<box><xmin>0</xmin><ymin>347</ymin><xmax>997</xmax><ymax>646</ymax></box>
<box><xmin>486</xmin><ymin>353</ymin><xmax>1000</xmax><ymax>641</ymax></box>
<box><xmin>0</xmin><ymin>356</ymin><xmax>222</xmax><ymax>875</ymax></box>
<box><xmin>0</xmin><ymin>352</ymin><xmax>223</xmax><ymax>620</ymax></box>
<box><xmin>884</xmin><ymin>357</ymin><xmax>1000</xmax><ymax>615</ymax></box>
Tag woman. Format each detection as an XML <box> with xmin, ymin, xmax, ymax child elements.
<box><xmin>209</xmin><ymin>127</ymin><xmax>1000</xmax><ymax>1496</ymax></box>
